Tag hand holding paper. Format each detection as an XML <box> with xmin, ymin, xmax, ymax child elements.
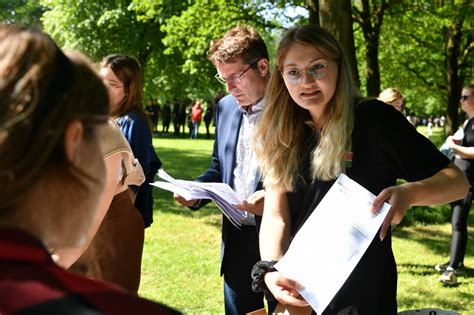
<box><xmin>273</xmin><ymin>174</ymin><xmax>391</xmax><ymax>314</ymax></box>
<box><xmin>151</xmin><ymin>169</ymin><xmax>248</xmax><ymax>227</ymax></box>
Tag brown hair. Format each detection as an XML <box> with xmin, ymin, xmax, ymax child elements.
<box><xmin>100</xmin><ymin>54</ymin><xmax>150</xmax><ymax>130</ymax></box>
<box><xmin>0</xmin><ymin>24</ymin><xmax>108</xmax><ymax>210</ymax></box>
<box><xmin>208</xmin><ymin>25</ymin><xmax>268</xmax><ymax>65</ymax></box>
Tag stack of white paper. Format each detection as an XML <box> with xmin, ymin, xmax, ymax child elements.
<box><xmin>274</xmin><ymin>174</ymin><xmax>391</xmax><ymax>314</ymax></box>
<box><xmin>151</xmin><ymin>169</ymin><xmax>247</xmax><ymax>227</ymax></box>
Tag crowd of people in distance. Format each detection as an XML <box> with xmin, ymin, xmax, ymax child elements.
<box><xmin>1</xmin><ymin>20</ymin><xmax>472</xmax><ymax>315</ymax></box>
<box><xmin>144</xmin><ymin>98</ymin><xmax>216</xmax><ymax>139</ymax></box>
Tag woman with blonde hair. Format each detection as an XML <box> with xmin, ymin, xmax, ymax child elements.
<box><xmin>378</xmin><ymin>87</ymin><xmax>404</xmax><ymax>111</ymax></box>
<box><xmin>252</xmin><ymin>25</ymin><xmax>468</xmax><ymax>314</ymax></box>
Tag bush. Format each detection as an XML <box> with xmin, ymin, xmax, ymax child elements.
<box><xmin>400</xmin><ymin>204</ymin><xmax>452</xmax><ymax>226</ymax></box>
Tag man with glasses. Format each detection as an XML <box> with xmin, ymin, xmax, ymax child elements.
<box><xmin>174</xmin><ymin>26</ymin><xmax>270</xmax><ymax>314</ymax></box>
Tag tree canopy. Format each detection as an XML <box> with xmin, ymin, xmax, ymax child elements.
<box><xmin>3</xmin><ymin>0</ymin><xmax>472</xmax><ymax>127</ymax></box>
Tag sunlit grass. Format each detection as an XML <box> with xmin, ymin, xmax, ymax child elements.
<box><xmin>394</xmin><ymin>224</ymin><xmax>474</xmax><ymax>314</ymax></box>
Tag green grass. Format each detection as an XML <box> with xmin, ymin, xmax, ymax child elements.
<box><xmin>394</xmin><ymin>223</ymin><xmax>474</xmax><ymax>314</ymax></box>
<box><xmin>139</xmin><ymin>125</ymin><xmax>473</xmax><ymax>314</ymax></box>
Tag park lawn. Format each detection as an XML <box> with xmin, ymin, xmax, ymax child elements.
<box><xmin>139</xmin><ymin>126</ymin><xmax>473</xmax><ymax>314</ymax></box>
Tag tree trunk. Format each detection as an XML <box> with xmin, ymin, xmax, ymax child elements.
<box><xmin>445</xmin><ymin>18</ymin><xmax>464</xmax><ymax>135</ymax></box>
<box><xmin>319</xmin><ymin>0</ymin><xmax>360</xmax><ymax>88</ymax></box>
<box><xmin>364</xmin><ymin>31</ymin><xmax>381</xmax><ymax>97</ymax></box>
<box><xmin>306</xmin><ymin>0</ymin><xmax>319</xmax><ymax>26</ymax></box>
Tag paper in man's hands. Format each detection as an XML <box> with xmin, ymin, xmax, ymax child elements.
<box><xmin>274</xmin><ymin>174</ymin><xmax>391</xmax><ymax>314</ymax></box>
<box><xmin>151</xmin><ymin>169</ymin><xmax>247</xmax><ymax>227</ymax></box>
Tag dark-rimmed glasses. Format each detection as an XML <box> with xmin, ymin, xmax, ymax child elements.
<box><xmin>215</xmin><ymin>60</ymin><xmax>259</xmax><ymax>85</ymax></box>
<box><xmin>461</xmin><ymin>95</ymin><xmax>473</xmax><ymax>102</ymax></box>
<box><xmin>281</xmin><ymin>61</ymin><xmax>332</xmax><ymax>85</ymax></box>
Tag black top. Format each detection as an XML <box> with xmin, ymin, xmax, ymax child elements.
<box><xmin>287</xmin><ymin>100</ymin><xmax>450</xmax><ymax>315</ymax></box>
<box><xmin>454</xmin><ymin>117</ymin><xmax>474</xmax><ymax>184</ymax></box>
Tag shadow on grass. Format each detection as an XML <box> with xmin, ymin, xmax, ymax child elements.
<box><xmin>398</xmin><ymin>290</ymin><xmax>471</xmax><ymax>313</ymax></box>
<box><xmin>393</xmin><ymin>226</ymin><xmax>452</xmax><ymax>257</ymax></box>
<box><xmin>398</xmin><ymin>263</ymin><xmax>441</xmax><ymax>276</ymax></box>
<box><xmin>393</xmin><ymin>221</ymin><xmax>474</xmax><ymax>267</ymax></box>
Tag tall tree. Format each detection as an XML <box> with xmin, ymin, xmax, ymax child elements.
<box><xmin>352</xmin><ymin>0</ymin><xmax>400</xmax><ymax>96</ymax></box>
<box><xmin>378</xmin><ymin>1</ymin><xmax>473</xmax><ymax>134</ymax></box>
<box><xmin>40</xmin><ymin>0</ymin><xmax>188</xmax><ymax>101</ymax></box>
<box><xmin>161</xmin><ymin>0</ymin><xmax>276</xmax><ymax>100</ymax></box>
<box><xmin>0</xmin><ymin>0</ymin><xmax>45</xmax><ymax>27</ymax></box>
<box><xmin>306</xmin><ymin>0</ymin><xmax>319</xmax><ymax>25</ymax></box>
<box><xmin>444</xmin><ymin>3</ymin><xmax>472</xmax><ymax>133</ymax></box>
<box><xmin>319</xmin><ymin>0</ymin><xmax>360</xmax><ymax>87</ymax></box>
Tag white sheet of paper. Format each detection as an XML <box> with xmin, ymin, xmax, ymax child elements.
<box><xmin>274</xmin><ymin>174</ymin><xmax>391</xmax><ymax>314</ymax></box>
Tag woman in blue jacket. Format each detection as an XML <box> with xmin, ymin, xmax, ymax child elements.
<box><xmin>100</xmin><ymin>54</ymin><xmax>161</xmax><ymax>228</ymax></box>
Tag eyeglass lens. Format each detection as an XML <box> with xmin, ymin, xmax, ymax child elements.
<box><xmin>215</xmin><ymin>60</ymin><xmax>258</xmax><ymax>85</ymax></box>
<box><xmin>282</xmin><ymin>62</ymin><xmax>328</xmax><ymax>84</ymax></box>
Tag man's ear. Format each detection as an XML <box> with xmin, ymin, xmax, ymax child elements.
<box><xmin>258</xmin><ymin>59</ymin><xmax>270</xmax><ymax>77</ymax></box>
<box><xmin>64</xmin><ymin>120</ymin><xmax>84</xmax><ymax>165</ymax></box>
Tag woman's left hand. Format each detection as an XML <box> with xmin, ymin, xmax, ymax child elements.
<box><xmin>370</xmin><ymin>185</ymin><xmax>411</xmax><ymax>241</ymax></box>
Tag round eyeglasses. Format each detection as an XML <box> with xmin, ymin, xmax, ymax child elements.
<box><xmin>281</xmin><ymin>61</ymin><xmax>332</xmax><ymax>85</ymax></box>
<box><xmin>215</xmin><ymin>60</ymin><xmax>259</xmax><ymax>85</ymax></box>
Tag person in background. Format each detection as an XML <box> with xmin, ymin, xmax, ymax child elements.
<box><xmin>0</xmin><ymin>24</ymin><xmax>179</xmax><ymax>314</ymax></box>
<box><xmin>187</xmin><ymin>103</ymin><xmax>194</xmax><ymax>137</ymax></box>
<box><xmin>204</xmin><ymin>103</ymin><xmax>214</xmax><ymax>139</ymax></box>
<box><xmin>100</xmin><ymin>54</ymin><xmax>162</xmax><ymax>228</ymax></box>
<box><xmin>252</xmin><ymin>25</ymin><xmax>468</xmax><ymax>314</ymax></box>
<box><xmin>179</xmin><ymin>101</ymin><xmax>188</xmax><ymax>135</ymax></box>
<box><xmin>171</xmin><ymin>100</ymin><xmax>187</xmax><ymax>137</ymax></box>
<box><xmin>172</xmin><ymin>100</ymin><xmax>180</xmax><ymax>136</ymax></box>
<box><xmin>174</xmin><ymin>25</ymin><xmax>271</xmax><ymax>314</ymax></box>
<box><xmin>436</xmin><ymin>83</ymin><xmax>474</xmax><ymax>285</ymax></box>
<box><xmin>145</xmin><ymin>98</ymin><xmax>160</xmax><ymax>134</ymax></box>
<box><xmin>161</xmin><ymin>102</ymin><xmax>171</xmax><ymax>134</ymax></box>
<box><xmin>379</xmin><ymin>87</ymin><xmax>404</xmax><ymax>112</ymax></box>
<box><xmin>190</xmin><ymin>100</ymin><xmax>203</xmax><ymax>139</ymax></box>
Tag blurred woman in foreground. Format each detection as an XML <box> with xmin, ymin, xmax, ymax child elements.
<box><xmin>0</xmin><ymin>24</ymin><xmax>179</xmax><ymax>314</ymax></box>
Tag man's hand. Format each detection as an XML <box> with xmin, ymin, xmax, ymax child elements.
<box><xmin>174</xmin><ymin>193</ymin><xmax>199</xmax><ymax>207</ymax></box>
<box><xmin>234</xmin><ymin>189</ymin><xmax>265</xmax><ymax>215</ymax></box>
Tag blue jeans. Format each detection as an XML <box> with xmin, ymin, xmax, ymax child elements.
<box><xmin>190</xmin><ymin>121</ymin><xmax>200</xmax><ymax>139</ymax></box>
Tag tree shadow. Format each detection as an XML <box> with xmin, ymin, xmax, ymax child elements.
<box><xmin>392</xmin><ymin>226</ymin><xmax>453</xmax><ymax>257</ymax></box>
<box><xmin>398</xmin><ymin>289</ymin><xmax>471</xmax><ymax>313</ymax></box>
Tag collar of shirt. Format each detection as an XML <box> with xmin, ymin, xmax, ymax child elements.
<box><xmin>238</xmin><ymin>98</ymin><xmax>265</xmax><ymax>117</ymax></box>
